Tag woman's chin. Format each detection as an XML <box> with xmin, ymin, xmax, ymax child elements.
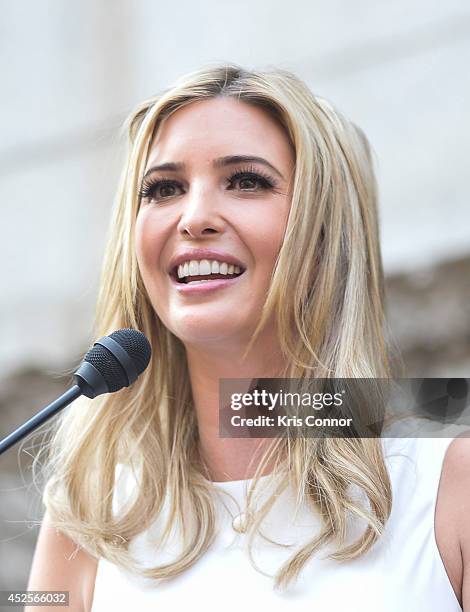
<box><xmin>171</xmin><ymin>320</ymin><xmax>253</xmax><ymax>348</ymax></box>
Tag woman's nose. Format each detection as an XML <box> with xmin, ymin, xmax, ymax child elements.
<box><xmin>176</xmin><ymin>184</ymin><xmax>225</xmax><ymax>237</ymax></box>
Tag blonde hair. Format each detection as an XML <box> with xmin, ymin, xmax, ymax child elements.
<box><xmin>34</xmin><ymin>62</ymin><xmax>400</xmax><ymax>590</ymax></box>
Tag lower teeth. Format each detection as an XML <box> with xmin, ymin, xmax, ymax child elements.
<box><xmin>183</xmin><ymin>275</ymin><xmax>239</xmax><ymax>284</ymax></box>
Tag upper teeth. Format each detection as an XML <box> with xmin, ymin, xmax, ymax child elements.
<box><xmin>177</xmin><ymin>259</ymin><xmax>242</xmax><ymax>279</ymax></box>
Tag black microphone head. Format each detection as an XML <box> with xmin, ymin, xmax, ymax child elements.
<box><xmin>74</xmin><ymin>328</ymin><xmax>152</xmax><ymax>398</ymax></box>
<box><xmin>107</xmin><ymin>328</ymin><xmax>152</xmax><ymax>376</ymax></box>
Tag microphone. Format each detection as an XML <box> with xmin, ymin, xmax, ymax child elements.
<box><xmin>0</xmin><ymin>328</ymin><xmax>152</xmax><ymax>455</ymax></box>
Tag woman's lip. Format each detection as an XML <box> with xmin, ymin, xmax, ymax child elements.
<box><xmin>169</xmin><ymin>272</ymin><xmax>245</xmax><ymax>294</ymax></box>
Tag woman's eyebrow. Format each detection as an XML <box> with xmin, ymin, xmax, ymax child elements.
<box><xmin>142</xmin><ymin>155</ymin><xmax>285</xmax><ymax>181</ymax></box>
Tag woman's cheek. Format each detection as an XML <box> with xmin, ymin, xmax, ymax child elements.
<box><xmin>135</xmin><ymin>210</ymin><xmax>156</xmax><ymax>271</ymax></box>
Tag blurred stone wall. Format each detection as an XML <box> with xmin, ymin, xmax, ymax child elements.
<box><xmin>0</xmin><ymin>371</ymin><xmax>70</xmax><ymax>595</ymax></box>
<box><xmin>386</xmin><ymin>254</ymin><xmax>470</xmax><ymax>377</ymax></box>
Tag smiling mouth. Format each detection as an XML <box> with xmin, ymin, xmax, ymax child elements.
<box><xmin>170</xmin><ymin>268</ymin><xmax>245</xmax><ymax>284</ymax></box>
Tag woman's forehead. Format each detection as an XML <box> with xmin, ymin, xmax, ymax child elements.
<box><xmin>146</xmin><ymin>98</ymin><xmax>294</xmax><ymax>172</ymax></box>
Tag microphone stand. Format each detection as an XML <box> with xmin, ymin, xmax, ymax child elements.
<box><xmin>0</xmin><ymin>385</ymin><xmax>82</xmax><ymax>455</ymax></box>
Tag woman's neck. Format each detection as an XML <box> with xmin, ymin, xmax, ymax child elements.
<box><xmin>184</xmin><ymin>334</ymin><xmax>286</xmax><ymax>482</ymax></box>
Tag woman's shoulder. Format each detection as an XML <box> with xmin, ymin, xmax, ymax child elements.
<box><xmin>435</xmin><ymin>431</ymin><xmax>470</xmax><ymax>610</ymax></box>
<box><xmin>436</xmin><ymin>431</ymin><xmax>470</xmax><ymax>532</ymax></box>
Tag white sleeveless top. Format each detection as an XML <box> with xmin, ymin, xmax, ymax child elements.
<box><xmin>90</xmin><ymin>433</ymin><xmax>463</xmax><ymax>611</ymax></box>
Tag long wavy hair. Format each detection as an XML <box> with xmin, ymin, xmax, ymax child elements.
<box><xmin>34</xmin><ymin>62</ymin><xmax>401</xmax><ymax>590</ymax></box>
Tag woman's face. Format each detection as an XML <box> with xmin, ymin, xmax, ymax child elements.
<box><xmin>135</xmin><ymin>97</ymin><xmax>295</xmax><ymax>350</ymax></box>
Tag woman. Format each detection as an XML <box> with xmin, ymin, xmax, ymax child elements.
<box><xmin>27</xmin><ymin>63</ymin><xmax>470</xmax><ymax>611</ymax></box>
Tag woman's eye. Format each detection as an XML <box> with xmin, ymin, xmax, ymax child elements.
<box><xmin>139</xmin><ymin>180</ymin><xmax>183</xmax><ymax>201</ymax></box>
<box><xmin>153</xmin><ymin>181</ymin><xmax>183</xmax><ymax>199</ymax></box>
<box><xmin>230</xmin><ymin>175</ymin><xmax>259</xmax><ymax>190</ymax></box>
<box><xmin>138</xmin><ymin>171</ymin><xmax>276</xmax><ymax>202</ymax></box>
<box><xmin>227</xmin><ymin>172</ymin><xmax>275</xmax><ymax>191</ymax></box>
